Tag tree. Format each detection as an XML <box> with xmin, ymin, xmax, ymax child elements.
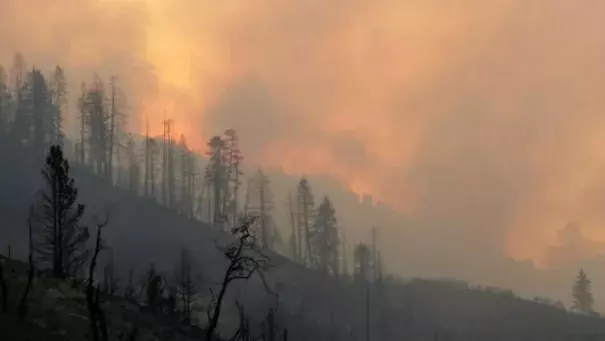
<box><xmin>205</xmin><ymin>215</ymin><xmax>271</xmax><ymax>341</ymax></box>
<box><xmin>205</xmin><ymin>136</ymin><xmax>227</xmax><ymax>228</ymax></box>
<box><xmin>162</xmin><ymin>118</ymin><xmax>175</xmax><ymax>208</ymax></box>
<box><xmin>9</xmin><ymin>53</ymin><xmax>27</xmax><ymax>143</ymax></box>
<box><xmin>572</xmin><ymin>268</ymin><xmax>594</xmax><ymax>315</ymax></box>
<box><xmin>175</xmin><ymin>247</ymin><xmax>197</xmax><ymax>323</ymax></box>
<box><xmin>33</xmin><ymin>145</ymin><xmax>90</xmax><ymax>279</ymax></box>
<box><xmin>296</xmin><ymin>178</ymin><xmax>315</xmax><ymax>267</ymax></box>
<box><xmin>18</xmin><ymin>207</ymin><xmax>36</xmax><ymax>318</ymax></box>
<box><xmin>49</xmin><ymin>65</ymin><xmax>67</xmax><ymax>145</ymax></box>
<box><xmin>178</xmin><ymin>135</ymin><xmax>196</xmax><ymax>217</ymax></box>
<box><xmin>126</xmin><ymin>135</ymin><xmax>140</xmax><ymax>194</ymax></box>
<box><xmin>312</xmin><ymin>196</ymin><xmax>340</xmax><ymax>275</ymax></box>
<box><xmin>87</xmin><ymin>216</ymin><xmax>109</xmax><ymax>341</ymax></box>
<box><xmin>77</xmin><ymin>81</ymin><xmax>88</xmax><ymax>165</ymax></box>
<box><xmin>85</xmin><ymin>76</ymin><xmax>110</xmax><ymax>178</ymax></box>
<box><xmin>247</xmin><ymin>169</ymin><xmax>279</xmax><ymax>249</ymax></box>
<box><xmin>223</xmin><ymin>129</ymin><xmax>243</xmax><ymax>225</ymax></box>
<box><xmin>16</xmin><ymin>68</ymin><xmax>53</xmax><ymax>155</ymax></box>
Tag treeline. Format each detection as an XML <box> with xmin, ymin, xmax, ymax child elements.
<box><xmin>0</xmin><ymin>53</ymin><xmax>384</xmax><ymax>284</ymax></box>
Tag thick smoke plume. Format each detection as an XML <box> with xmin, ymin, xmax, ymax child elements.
<box><xmin>4</xmin><ymin>1</ymin><xmax>605</xmax><ymax>287</ymax></box>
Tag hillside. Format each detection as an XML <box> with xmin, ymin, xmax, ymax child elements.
<box><xmin>1</xmin><ymin>142</ymin><xmax>605</xmax><ymax>340</ymax></box>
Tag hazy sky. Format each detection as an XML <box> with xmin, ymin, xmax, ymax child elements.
<box><xmin>3</xmin><ymin>0</ymin><xmax>605</xmax><ymax>269</ymax></box>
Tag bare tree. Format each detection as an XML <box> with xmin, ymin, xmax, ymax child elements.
<box><xmin>86</xmin><ymin>215</ymin><xmax>109</xmax><ymax>341</ymax></box>
<box><xmin>247</xmin><ymin>170</ymin><xmax>279</xmax><ymax>250</ymax></box>
<box><xmin>175</xmin><ymin>247</ymin><xmax>197</xmax><ymax>323</ymax></box>
<box><xmin>205</xmin><ymin>215</ymin><xmax>271</xmax><ymax>341</ymax></box>
<box><xmin>18</xmin><ymin>206</ymin><xmax>36</xmax><ymax>319</ymax></box>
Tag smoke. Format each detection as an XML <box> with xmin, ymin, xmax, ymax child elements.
<box><xmin>4</xmin><ymin>0</ymin><xmax>605</xmax><ymax>270</ymax></box>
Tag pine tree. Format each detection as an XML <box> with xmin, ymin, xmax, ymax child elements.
<box><xmin>296</xmin><ymin>178</ymin><xmax>315</xmax><ymax>267</ymax></box>
<box><xmin>49</xmin><ymin>65</ymin><xmax>67</xmax><ymax>146</ymax></box>
<box><xmin>572</xmin><ymin>268</ymin><xmax>594</xmax><ymax>315</ymax></box>
<box><xmin>222</xmin><ymin>129</ymin><xmax>243</xmax><ymax>225</ymax></box>
<box><xmin>312</xmin><ymin>196</ymin><xmax>340</xmax><ymax>275</ymax></box>
<box><xmin>33</xmin><ymin>145</ymin><xmax>90</xmax><ymax>279</ymax></box>
<box><xmin>205</xmin><ymin>136</ymin><xmax>227</xmax><ymax>228</ymax></box>
<box><xmin>77</xmin><ymin>82</ymin><xmax>88</xmax><ymax>165</ymax></box>
<box><xmin>21</xmin><ymin>68</ymin><xmax>53</xmax><ymax>156</ymax></box>
<box><xmin>9</xmin><ymin>53</ymin><xmax>26</xmax><ymax>141</ymax></box>
<box><xmin>85</xmin><ymin>76</ymin><xmax>110</xmax><ymax>178</ymax></box>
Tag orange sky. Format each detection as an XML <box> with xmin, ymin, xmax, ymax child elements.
<box><xmin>4</xmin><ymin>0</ymin><xmax>605</xmax><ymax>266</ymax></box>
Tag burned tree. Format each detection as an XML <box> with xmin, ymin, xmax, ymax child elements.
<box><xmin>246</xmin><ymin>169</ymin><xmax>279</xmax><ymax>250</ymax></box>
<box><xmin>206</xmin><ymin>215</ymin><xmax>271</xmax><ymax>341</ymax></box>
<box><xmin>87</xmin><ymin>216</ymin><xmax>109</xmax><ymax>341</ymax></box>
<box><xmin>18</xmin><ymin>206</ymin><xmax>36</xmax><ymax>318</ymax></box>
<box><xmin>33</xmin><ymin>145</ymin><xmax>89</xmax><ymax>279</ymax></box>
<box><xmin>175</xmin><ymin>247</ymin><xmax>197</xmax><ymax>323</ymax></box>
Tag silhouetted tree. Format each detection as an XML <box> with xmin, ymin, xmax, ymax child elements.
<box><xmin>223</xmin><ymin>129</ymin><xmax>243</xmax><ymax>225</ymax></box>
<box><xmin>247</xmin><ymin>169</ymin><xmax>279</xmax><ymax>249</ymax></box>
<box><xmin>85</xmin><ymin>76</ymin><xmax>111</xmax><ymax>178</ymax></box>
<box><xmin>572</xmin><ymin>268</ymin><xmax>594</xmax><ymax>315</ymax></box>
<box><xmin>9</xmin><ymin>53</ymin><xmax>26</xmax><ymax>143</ymax></box>
<box><xmin>18</xmin><ymin>67</ymin><xmax>53</xmax><ymax>155</ymax></box>
<box><xmin>175</xmin><ymin>247</ymin><xmax>197</xmax><ymax>323</ymax></box>
<box><xmin>296</xmin><ymin>178</ymin><xmax>315</xmax><ymax>267</ymax></box>
<box><xmin>33</xmin><ymin>145</ymin><xmax>89</xmax><ymax>279</ymax></box>
<box><xmin>87</xmin><ymin>215</ymin><xmax>109</xmax><ymax>341</ymax></box>
<box><xmin>49</xmin><ymin>65</ymin><xmax>67</xmax><ymax>145</ymax></box>
<box><xmin>206</xmin><ymin>215</ymin><xmax>271</xmax><ymax>341</ymax></box>
<box><xmin>18</xmin><ymin>207</ymin><xmax>35</xmax><ymax>318</ymax></box>
<box><xmin>77</xmin><ymin>81</ymin><xmax>88</xmax><ymax>165</ymax></box>
<box><xmin>126</xmin><ymin>135</ymin><xmax>140</xmax><ymax>194</ymax></box>
<box><xmin>162</xmin><ymin>118</ymin><xmax>176</xmax><ymax>208</ymax></box>
<box><xmin>312</xmin><ymin>196</ymin><xmax>339</xmax><ymax>275</ymax></box>
<box><xmin>205</xmin><ymin>135</ymin><xmax>227</xmax><ymax>228</ymax></box>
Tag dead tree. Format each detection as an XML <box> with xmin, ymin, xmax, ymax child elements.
<box><xmin>87</xmin><ymin>215</ymin><xmax>109</xmax><ymax>341</ymax></box>
<box><xmin>176</xmin><ymin>247</ymin><xmax>196</xmax><ymax>323</ymax></box>
<box><xmin>18</xmin><ymin>206</ymin><xmax>36</xmax><ymax>319</ymax></box>
<box><xmin>205</xmin><ymin>215</ymin><xmax>271</xmax><ymax>341</ymax></box>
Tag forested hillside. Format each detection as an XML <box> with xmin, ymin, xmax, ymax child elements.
<box><xmin>1</xmin><ymin>55</ymin><xmax>605</xmax><ymax>340</ymax></box>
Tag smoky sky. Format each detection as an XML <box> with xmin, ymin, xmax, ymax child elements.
<box><xmin>4</xmin><ymin>0</ymin><xmax>605</xmax><ymax>271</ymax></box>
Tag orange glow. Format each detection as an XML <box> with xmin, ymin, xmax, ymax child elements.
<box><xmin>4</xmin><ymin>0</ymin><xmax>605</xmax><ymax>268</ymax></box>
